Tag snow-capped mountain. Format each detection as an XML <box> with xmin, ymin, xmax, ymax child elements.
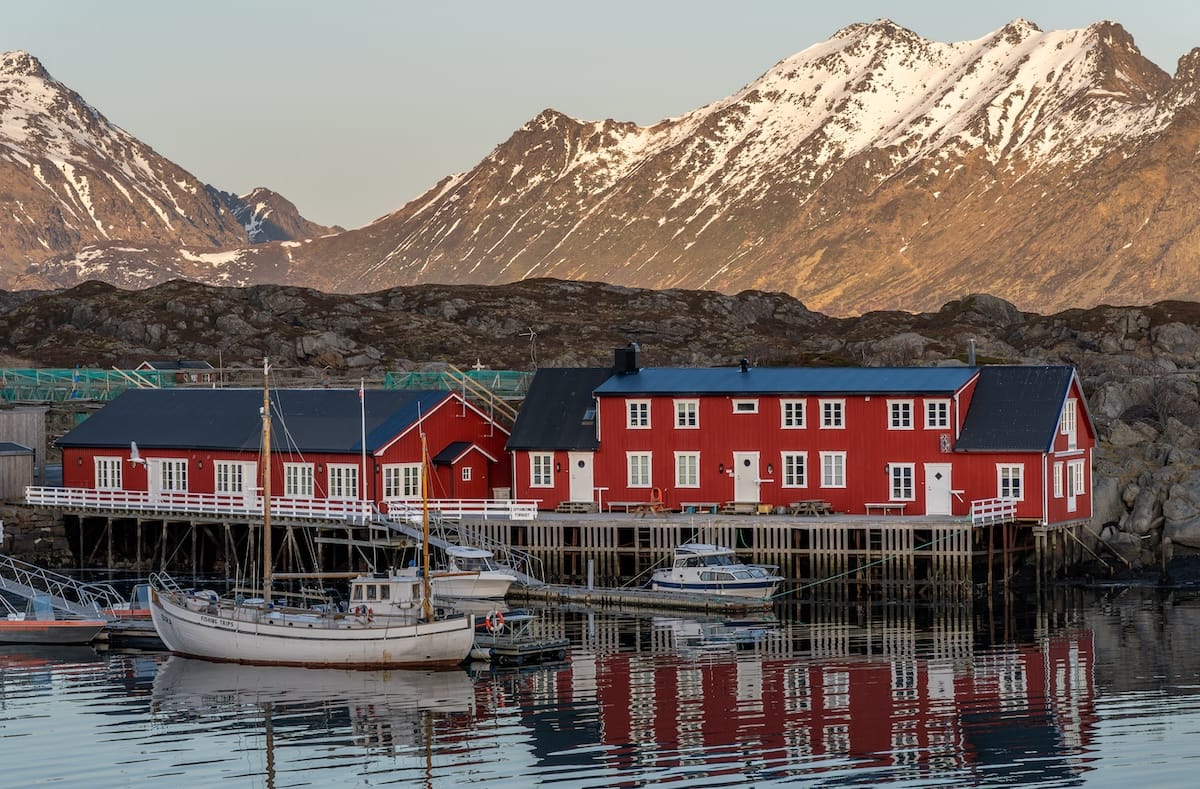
<box><xmin>15</xmin><ymin>20</ymin><xmax>1200</xmax><ymax>314</ymax></box>
<box><xmin>0</xmin><ymin>51</ymin><xmax>332</xmax><ymax>288</ymax></box>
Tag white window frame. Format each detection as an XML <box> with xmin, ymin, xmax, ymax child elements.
<box><xmin>1061</xmin><ymin>398</ymin><xmax>1078</xmax><ymax>450</ymax></box>
<box><xmin>627</xmin><ymin>399</ymin><xmax>651</xmax><ymax>429</ymax></box>
<box><xmin>820</xmin><ymin>399</ymin><xmax>845</xmax><ymax>429</ymax></box>
<box><xmin>781</xmin><ymin>399</ymin><xmax>806</xmax><ymax>429</ymax></box>
<box><xmin>732</xmin><ymin>399</ymin><xmax>759</xmax><ymax>414</ymax></box>
<box><xmin>674</xmin><ymin>451</ymin><xmax>699</xmax><ymax>488</ymax></box>
<box><xmin>820</xmin><ymin>451</ymin><xmax>846</xmax><ymax>488</ymax></box>
<box><xmin>889</xmin><ymin>463</ymin><xmax>915</xmax><ymax>501</ymax></box>
<box><xmin>1068</xmin><ymin>459</ymin><xmax>1086</xmax><ymax>495</ymax></box>
<box><xmin>888</xmin><ymin>400</ymin><xmax>914</xmax><ymax>430</ymax></box>
<box><xmin>674</xmin><ymin>399</ymin><xmax>699</xmax><ymax>429</ymax></box>
<box><xmin>284</xmin><ymin>462</ymin><xmax>315</xmax><ymax>498</ymax></box>
<box><xmin>530</xmin><ymin>453</ymin><xmax>553</xmax><ymax>488</ymax></box>
<box><xmin>461</xmin><ymin>466</ymin><xmax>472</xmax><ymax>482</ymax></box>
<box><xmin>781</xmin><ymin>452</ymin><xmax>807</xmax><ymax>488</ymax></box>
<box><xmin>327</xmin><ymin>463</ymin><xmax>360</xmax><ymax>500</ymax></box>
<box><xmin>95</xmin><ymin>456</ymin><xmax>122</xmax><ymax>490</ymax></box>
<box><xmin>627</xmin><ymin>452</ymin><xmax>652</xmax><ymax>488</ymax></box>
<box><xmin>925</xmin><ymin>399</ymin><xmax>950</xmax><ymax>429</ymax></box>
<box><xmin>214</xmin><ymin>460</ymin><xmax>246</xmax><ymax>494</ymax></box>
<box><xmin>160</xmin><ymin>458</ymin><xmax>188</xmax><ymax>492</ymax></box>
<box><xmin>998</xmin><ymin>464</ymin><xmax>1024</xmax><ymax>501</ymax></box>
<box><xmin>1053</xmin><ymin>462</ymin><xmax>1063</xmax><ymax>498</ymax></box>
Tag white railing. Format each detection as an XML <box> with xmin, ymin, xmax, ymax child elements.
<box><xmin>24</xmin><ymin>486</ymin><xmax>539</xmax><ymax>522</ymax></box>
<box><xmin>382</xmin><ymin>497</ymin><xmax>539</xmax><ymax>521</ymax></box>
<box><xmin>970</xmin><ymin>497</ymin><xmax>1017</xmax><ymax>526</ymax></box>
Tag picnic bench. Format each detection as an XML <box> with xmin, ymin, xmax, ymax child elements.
<box><xmin>865</xmin><ymin>502</ymin><xmax>907</xmax><ymax>516</ymax></box>
<box><xmin>789</xmin><ymin>499</ymin><xmax>833</xmax><ymax>516</ymax></box>
<box><xmin>608</xmin><ymin>500</ymin><xmax>667</xmax><ymax>517</ymax></box>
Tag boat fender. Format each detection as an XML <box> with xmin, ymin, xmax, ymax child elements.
<box><xmin>367</xmin><ymin>607</ymin><xmax>374</xmax><ymax>623</ymax></box>
<box><xmin>487</xmin><ymin>610</ymin><xmax>505</xmax><ymax>632</ymax></box>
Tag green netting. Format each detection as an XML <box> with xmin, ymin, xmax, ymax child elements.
<box><xmin>0</xmin><ymin>369</ymin><xmax>176</xmax><ymax>403</ymax></box>
<box><xmin>385</xmin><ymin>369</ymin><xmax>531</xmax><ymax>398</ymax></box>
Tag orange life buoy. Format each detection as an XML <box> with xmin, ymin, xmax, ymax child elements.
<box><xmin>488</xmin><ymin>610</ymin><xmax>505</xmax><ymax>632</ymax></box>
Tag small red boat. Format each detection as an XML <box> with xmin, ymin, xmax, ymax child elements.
<box><xmin>0</xmin><ymin>595</ymin><xmax>106</xmax><ymax>645</ymax></box>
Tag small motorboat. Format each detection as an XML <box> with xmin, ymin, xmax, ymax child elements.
<box><xmin>649</xmin><ymin>543</ymin><xmax>784</xmax><ymax>599</ymax></box>
<box><xmin>396</xmin><ymin>545</ymin><xmax>518</xmax><ymax>600</ymax></box>
<box><xmin>0</xmin><ymin>594</ymin><xmax>107</xmax><ymax>645</ymax></box>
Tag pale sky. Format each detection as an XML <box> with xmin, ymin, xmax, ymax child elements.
<box><xmin>6</xmin><ymin>1</ymin><xmax>1198</xmax><ymax>229</ymax></box>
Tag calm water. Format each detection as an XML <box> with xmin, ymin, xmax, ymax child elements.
<box><xmin>3</xmin><ymin>587</ymin><xmax>1200</xmax><ymax>788</ymax></box>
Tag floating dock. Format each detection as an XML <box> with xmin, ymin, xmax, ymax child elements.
<box><xmin>510</xmin><ymin>583</ymin><xmax>774</xmax><ymax>613</ymax></box>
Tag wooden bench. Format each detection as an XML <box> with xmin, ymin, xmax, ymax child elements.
<box><xmin>789</xmin><ymin>500</ymin><xmax>833</xmax><ymax>516</ymax></box>
<box><xmin>680</xmin><ymin>501</ymin><xmax>720</xmax><ymax>514</ymax></box>
<box><xmin>865</xmin><ymin>502</ymin><xmax>907</xmax><ymax>516</ymax></box>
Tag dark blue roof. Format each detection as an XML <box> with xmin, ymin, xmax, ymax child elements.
<box><xmin>594</xmin><ymin>366</ymin><xmax>978</xmax><ymax>396</ymax></box>
<box><xmin>0</xmin><ymin>441</ymin><xmax>33</xmax><ymax>455</ymax></box>
<box><xmin>433</xmin><ymin>441</ymin><xmax>474</xmax><ymax>464</ymax></box>
<box><xmin>956</xmin><ymin>366</ymin><xmax>1078</xmax><ymax>452</ymax></box>
<box><xmin>57</xmin><ymin>388</ymin><xmax>451</xmax><ymax>454</ymax></box>
<box><xmin>507</xmin><ymin>368</ymin><xmax>614</xmax><ymax>450</ymax></box>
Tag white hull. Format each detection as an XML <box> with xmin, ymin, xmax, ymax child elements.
<box><xmin>648</xmin><ymin>576</ymin><xmax>782</xmax><ymax>598</ymax></box>
<box><xmin>150</xmin><ymin>588</ymin><xmax>473</xmax><ymax>668</ymax></box>
<box><xmin>432</xmin><ymin>572</ymin><xmax>515</xmax><ymax>600</ymax></box>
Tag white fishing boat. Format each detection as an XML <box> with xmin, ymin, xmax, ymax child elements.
<box><xmin>395</xmin><ymin>545</ymin><xmax>517</xmax><ymax>600</ymax></box>
<box><xmin>648</xmin><ymin>543</ymin><xmax>783</xmax><ymax>599</ymax></box>
<box><xmin>149</xmin><ymin>359</ymin><xmax>475</xmax><ymax>668</ymax></box>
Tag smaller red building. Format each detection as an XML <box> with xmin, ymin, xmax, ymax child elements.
<box><xmin>509</xmin><ymin>353</ymin><xmax>1094</xmax><ymax>527</ymax></box>
<box><xmin>57</xmin><ymin>388</ymin><xmax>511</xmax><ymax>506</ymax></box>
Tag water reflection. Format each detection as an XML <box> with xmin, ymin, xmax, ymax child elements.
<box><xmin>10</xmin><ymin>590</ymin><xmax>1200</xmax><ymax>786</ymax></box>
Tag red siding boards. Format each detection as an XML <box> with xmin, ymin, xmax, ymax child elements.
<box><xmin>61</xmin><ymin>392</ymin><xmax>511</xmax><ymax>507</ymax></box>
<box><xmin>512</xmin><ymin>366</ymin><xmax>1094</xmax><ymax>526</ymax></box>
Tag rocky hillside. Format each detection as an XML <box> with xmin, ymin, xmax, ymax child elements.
<box><xmin>21</xmin><ymin>20</ymin><xmax>1200</xmax><ymax>316</ymax></box>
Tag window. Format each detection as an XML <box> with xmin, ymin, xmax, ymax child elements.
<box><xmin>888</xmin><ymin>400</ymin><xmax>914</xmax><ymax>430</ymax></box>
<box><xmin>998</xmin><ymin>464</ymin><xmax>1023</xmax><ymax>501</ymax></box>
<box><xmin>461</xmin><ymin>466</ymin><xmax>472</xmax><ymax>482</ymax></box>
<box><xmin>284</xmin><ymin>462</ymin><xmax>315</xmax><ymax>497</ymax></box>
<box><xmin>820</xmin><ymin>399</ymin><xmax>845</xmax><ymax>429</ymax></box>
<box><xmin>1061</xmin><ymin>398</ymin><xmax>1078</xmax><ymax>449</ymax></box>
<box><xmin>383</xmin><ymin>463</ymin><xmax>422</xmax><ymax>497</ymax></box>
<box><xmin>675</xmin><ymin>399</ymin><xmax>698</xmax><ymax>428</ymax></box>
<box><xmin>530</xmin><ymin>454</ymin><xmax>553</xmax><ymax>487</ymax></box>
<box><xmin>1053</xmin><ymin>462</ymin><xmax>1063</xmax><ymax>498</ymax></box>
<box><xmin>328</xmin><ymin>464</ymin><xmax>359</xmax><ymax>499</ymax></box>
<box><xmin>627</xmin><ymin>400</ymin><xmax>650</xmax><ymax>429</ymax></box>
<box><xmin>732</xmin><ymin>399</ymin><xmax>759</xmax><ymax>414</ymax></box>
<box><xmin>95</xmin><ymin>457</ymin><xmax>122</xmax><ymax>490</ymax></box>
<box><xmin>160</xmin><ymin>459</ymin><xmax>187</xmax><ymax>492</ymax></box>
<box><xmin>214</xmin><ymin>461</ymin><xmax>247</xmax><ymax>494</ymax></box>
<box><xmin>781</xmin><ymin>452</ymin><xmax>807</xmax><ymax>487</ymax></box>
<box><xmin>675</xmin><ymin>452</ymin><xmax>699</xmax><ymax>488</ymax></box>
<box><xmin>820</xmin><ymin>452</ymin><xmax>846</xmax><ymax>488</ymax></box>
<box><xmin>781</xmin><ymin>399</ymin><xmax>806</xmax><ymax>428</ymax></box>
<box><xmin>1068</xmin><ymin>460</ymin><xmax>1086</xmax><ymax>495</ymax></box>
<box><xmin>925</xmin><ymin>399</ymin><xmax>950</xmax><ymax>429</ymax></box>
<box><xmin>889</xmin><ymin>464</ymin><xmax>915</xmax><ymax>500</ymax></box>
<box><xmin>628</xmin><ymin>452</ymin><xmax>652</xmax><ymax>488</ymax></box>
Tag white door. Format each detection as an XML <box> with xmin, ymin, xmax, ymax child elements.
<box><xmin>147</xmin><ymin>459</ymin><xmax>164</xmax><ymax>501</ymax></box>
<box><xmin>733</xmin><ymin>452</ymin><xmax>760</xmax><ymax>502</ymax></box>
<box><xmin>568</xmin><ymin>452</ymin><xmax>594</xmax><ymax>502</ymax></box>
<box><xmin>925</xmin><ymin>463</ymin><xmax>952</xmax><ymax>516</ymax></box>
<box><xmin>1066</xmin><ymin>462</ymin><xmax>1079</xmax><ymax>513</ymax></box>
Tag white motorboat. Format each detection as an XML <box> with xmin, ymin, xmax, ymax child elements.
<box><xmin>648</xmin><ymin>543</ymin><xmax>784</xmax><ymax>599</ymax></box>
<box><xmin>395</xmin><ymin>545</ymin><xmax>517</xmax><ymax>600</ymax></box>
<box><xmin>149</xmin><ymin>359</ymin><xmax>474</xmax><ymax>669</ymax></box>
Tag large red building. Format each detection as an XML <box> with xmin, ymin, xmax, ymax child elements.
<box><xmin>57</xmin><ymin>388</ymin><xmax>511</xmax><ymax>507</ymax></box>
<box><xmin>508</xmin><ymin>353</ymin><xmax>1095</xmax><ymax>526</ymax></box>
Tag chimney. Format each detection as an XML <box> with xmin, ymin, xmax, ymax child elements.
<box><xmin>740</xmin><ymin>358</ymin><xmax>749</xmax><ymax>373</ymax></box>
<box><xmin>614</xmin><ymin>342</ymin><xmax>641</xmax><ymax>375</ymax></box>
<box><xmin>968</xmin><ymin>339</ymin><xmax>976</xmax><ymax>367</ymax></box>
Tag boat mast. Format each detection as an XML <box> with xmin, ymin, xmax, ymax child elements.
<box><xmin>420</xmin><ymin>431</ymin><xmax>433</xmax><ymax>620</ymax></box>
<box><xmin>262</xmin><ymin>357</ymin><xmax>273</xmax><ymax>606</ymax></box>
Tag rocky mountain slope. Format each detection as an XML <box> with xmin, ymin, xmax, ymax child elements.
<box><xmin>17</xmin><ymin>20</ymin><xmax>1200</xmax><ymax>316</ymax></box>
<box><xmin>0</xmin><ymin>51</ymin><xmax>334</xmax><ymax>288</ymax></box>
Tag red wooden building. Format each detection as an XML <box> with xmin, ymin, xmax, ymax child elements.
<box><xmin>508</xmin><ymin>352</ymin><xmax>1095</xmax><ymax>526</ymax></box>
<box><xmin>57</xmin><ymin>388</ymin><xmax>511</xmax><ymax>506</ymax></box>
